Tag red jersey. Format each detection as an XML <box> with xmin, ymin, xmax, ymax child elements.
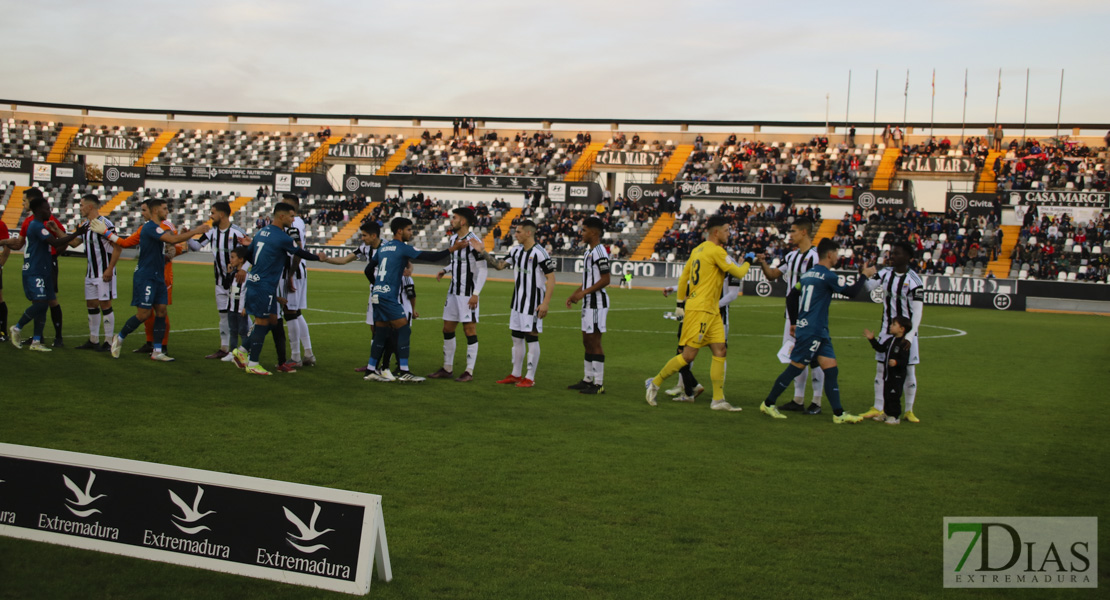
<box><xmin>21</xmin><ymin>214</ymin><xmax>65</xmax><ymax>256</ymax></box>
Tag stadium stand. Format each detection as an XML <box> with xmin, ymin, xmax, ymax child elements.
<box><xmin>675</xmin><ymin>136</ymin><xmax>884</xmax><ymax>186</ymax></box>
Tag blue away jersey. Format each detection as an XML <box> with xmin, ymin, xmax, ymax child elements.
<box><xmin>371</xmin><ymin>240</ymin><xmax>422</xmax><ymax>303</ymax></box>
<box><xmin>795</xmin><ymin>264</ymin><xmax>856</xmax><ymax>338</ymax></box>
<box><xmin>245</xmin><ymin>224</ymin><xmax>298</xmax><ymax>294</ymax></box>
<box><xmin>135</xmin><ymin>220</ymin><xmax>167</xmax><ymax>283</ymax></box>
<box><xmin>22</xmin><ymin>219</ymin><xmax>53</xmax><ymax>277</ymax></box>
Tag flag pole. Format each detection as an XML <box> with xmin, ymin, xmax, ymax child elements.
<box><xmin>1056</xmin><ymin>68</ymin><xmax>1065</xmax><ymax>140</ymax></box>
<box><xmin>930</xmin><ymin>68</ymin><xmax>936</xmax><ymax>139</ymax></box>
<box><xmin>844</xmin><ymin>69</ymin><xmax>852</xmax><ymax>144</ymax></box>
<box><xmin>1022</xmin><ymin>68</ymin><xmax>1030</xmax><ymax>144</ymax></box>
<box><xmin>993</xmin><ymin>68</ymin><xmax>1001</xmax><ymax>128</ymax></box>
<box><xmin>872</xmin><ymin>69</ymin><xmax>878</xmax><ymax>145</ymax></box>
<box><xmin>960</xmin><ymin>68</ymin><xmax>968</xmax><ymax>145</ymax></box>
<box><xmin>903</xmin><ymin>69</ymin><xmax>909</xmax><ymax>135</ymax></box>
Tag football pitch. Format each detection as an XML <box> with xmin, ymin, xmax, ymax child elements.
<box><xmin>1</xmin><ymin>258</ymin><xmax>1107</xmax><ymax>599</ymax></box>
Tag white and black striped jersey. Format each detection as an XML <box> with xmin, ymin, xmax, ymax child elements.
<box><xmin>196</xmin><ymin>224</ymin><xmax>248</xmax><ymax>284</ymax></box>
<box><xmin>227</xmin><ymin>271</ymin><xmax>247</xmax><ymax>313</ymax></box>
<box><xmin>83</xmin><ymin>216</ymin><xmax>116</xmax><ymax>279</ymax></box>
<box><xmin>284</xmin><ymin>216</ymin><xmax>308</xmax><ymax>280</ymax></box>
<box><xmin>781</xmin><ymin>246</ymin><xmax>820</xmax><ymax>290</ymax></box>
<box><xmin>581</xmin><ymin>243</ymin><xmax>611</xmax><ymax>309</ymax></box>
<box><xmin>401</xmin><ymin>275</ymin><xmax>416</xmax><ymax>316</ymax></box>
<box><xmin>446</xmin><ymin>231</ymin><xmax>483</xmax><ymax>296</ymax></box>
<box><xmin>719</xmin><ymin>274</ymin><xmax>741</xmax><ymax>328</ymax></box>
<box><xmin>507</xmin><ymin>243</ymin><xmax>557</xmax><ymax>315</ymax></box>
<box><xmin>873</xmin><ymin>267</ymin><xmax>924</xmax><ymax>336</ymax></box>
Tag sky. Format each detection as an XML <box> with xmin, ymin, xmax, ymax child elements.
<box><xmin>1</xmin><ymin>0</ymin><xmax>1107</xmax><ymax>128</ymax></box>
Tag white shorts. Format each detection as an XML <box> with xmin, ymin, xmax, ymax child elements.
<box><xmin>286</xmin><ymin>276</ymin><xmax>308</xmax><ymax>311</ymax></box>
<box><xmin>509</xmin><ymin>309</ymin><xmax>543</xmax><ymax>334</ymax></box>
<box><xmin>442</xmin><ymin>293</ymin><xmax>479</xmax><ymax>323</ymax></box>
<box><xmin>777</xmin><ymin>318</ymin><xmax>795</xmax><ymax>364</ymax></box>
<box><xmin>581</xmin><ymin>306</ymin><xmax>607</xmax><ymax>333</ymax></box>
<box><xmin>84</xmin><ymin>276</ymin><xmax>117</xmax><ymax>302</ymax></box>
<box><xmin>877</xmin><ymin>333</ymin><xmax>921</xmax><ymax>365</ymax></box>
<box><xmin>365</xmin><ymin>287</ymin><xmax>374</xmax><ymax>325</ymax></box>
<box><xmin>215</xmin><ymin>283</ymin><xmax>231</xmax><ymax>313</ymax></box>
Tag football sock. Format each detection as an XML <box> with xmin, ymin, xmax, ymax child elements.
<box><xmin>102</xmin><ymin>307</ymin><xmax>114</xmax><ymax>341</ymax></box>
<box><xmin>227</xmin><ymin>312</ymin><xmax>240</xmax><ymax>348</ymax></box>
<box><xmin>296</xmin><ymin>316</ymin><xmax>312</xmax><ymax>357</ymax></box>
<box><xmin>873</xmin><ymin>362</ymin><xmax>886</xmax><ymax>411</ymax></box>
<box><xmin>791</xmin><ymin>366</ymin><xmax>808</xmax><ymax>404</ymax></box>
<box><xmin>397</xmin><ymin>324</ymin><xmax>412</xmax><ymax>372</ymax></box>
<box><xmin>0</xmin><ymin>301</ymin><xmax>7</xmax><ymax>333</ymax></box>
<box><xmin>710</xmin><ymin>355</ymin><xmax>727</xmax><ymax>401</ymax></box>
<box><xmin>525</xmin><ymin>335</ymin><xmax>540</xmax><ymax>380</ymax></box>
<box><xmin>161</xmin><ymin>316</ymin><xmax>170</xmax><ymax>347</ymax></box>
<box><xmin>379</xmin><ymin>329</ymin><xmax>396</xmax><ymax>372</ymax></box>
<box><xmin>247</xmin><ymin>323</ymin><xmax>270</xmax><ymax>363</ymax></box>
<box><xmin>288</xmin><ymin>315</ymin><xmax>302</xmax><ymax>362</ymax></box>
<box><xmin>583</xmin><ymin>356</ymin><xmax>594</xmax><ymax>383</ymax></box>
<box><xmin>152</xmin><ymin>317</ymin><xmax>166</xmax><ymax>353</ymax></box>
<box><xmin>465</xmin><ymin>335</ymin><xmax>478</xmax><ymax>373</ymax></box>
<box><xmin>367</xmin><ymin>326</ymin><xmax>388</xmax><ymax>370</ymax></box>
<box><xmin>144</xmin><ymin>315</ymin><xmax>154</xmax><ymax>342</ymax></box>
<box><xmin>766</xmin><ymin>363</ymin><xmax>805</xmax><ymax>407</ymax></box>
<box><xmin>904</xmin><ymin>366</ymin><xmax>917</xmax><ymax>412</ymax></box>
<box><xmin>33</xmin><ymin>308</ymin><xmax>46</xmax><ymax>341</ymax></box>
<box><xmin>17</xmin><ymin>303</ymin><xmax>48</xmax><ymax>331</ymax></box>
<box><xmin>272</xmin><ymin>318</ymin><xmax>287</xmax><ymax>364</ymax></box>
<box><xmin>442</xmin><ymin>331</ymin><xmax>456</xmax><ymax>371</ymax></box>
<box><xmin>510</xmin><ymin>332</ymin><xmax>526</xmax><ymax>378</ymax></box>
<box><xmin>119</xmin><ymin>315</ymin><xmax>142</xmax><ymax>339</ymax></box>
<box><xmin>589</xmin><ymin>353</ymin><xmax>605</xmax><ymax>385</ymax></box>
<box><xmin>218</xmin><ymin>312</ymin><xmax>230</xmax><ymax>351</ymax></box>
<box><xmin>653</xmin><ymin>354</ymin><xmax>688</xmax><ymax>387</ymax></box>
<box><xmin>50</xmin><ymin>304</ymin><xmax>62</xmax><ymax>339</ymax></box>
<box><xmin>822</xmin><ymin>366</ymin><xmax>844</xmax><ymax>416</ymax></box>
<box><xmin>87</xmin><ymin>308</ymin><xmax>100</xmax><ymax>342</ymax></box>
<box><xmin>679</xmin><ymin>363</ymin><xmax>698</xmax><ymax>396</ymax></box>
<box><xmin>810</xmin><ymin>366</ymin><xmax>824</xmax><ymax>405</ymax></box>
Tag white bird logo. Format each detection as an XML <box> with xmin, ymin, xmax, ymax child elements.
<box><xmin>169</xmin><ymin>486</ymin><xmax>216</xmax><ymax>535</ymax></box>
<box><xmin>63</xmin><ymin>471</ymin><xmax>106</xmax><ymax>518</ymax></box>
<box><xmin>283</xmin><ymin>503</ymin><xmax>334</xmax><ymax>554</ymax></box>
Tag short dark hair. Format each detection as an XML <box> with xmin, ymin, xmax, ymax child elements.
<box><xmin>518</xmin><ymin>219</ymin><xmax>537</xmax><ymax>231</ymax></box>
<box><xmin>792</xmin><ymin>216</ymin><xmax>815</xmax><ymax>238</ymax></box>
<box><xmin>81</xmin><ymin>193</ymin><xmax>100</xmax><ymax>205</ymax></box>
<box><xmin>282</xmin><ymin>194</ymin><xmax>299</xmax><ymax>205</ymax></box>
<box><xmin>28</xmin><ymin>196</ymin><xmax>47</xmax><ymax>213</ymax></box>
<box><xmin>24</xmin><ymin>187</ymin><xmax>44</xmax><ymax>201</ymax></box>
<box><xmin>893</xmin><ymin>315</ymin><xmax>913</xmax><ymax>334</ymax></box>
<box><xmin>391</xmin><ymin>216</ymin><xmax>413</xmax><ymax>233</ymax></box>
<box><xmin>891</xmin><ymin>240</ymin><xmax>916</xmax><ymax>258</ymax></box>
<box><xmin>817</xmin><ymin>238</ymin><xmax>839</xmax><ymax>257</ymax></box>
<box><xmin>273</xmin><ymin>202</ymin><xmax>295</xmax><ymax>215</ymax></box>
<box><xmin>231</xmin><ymin>246</ymin><xmax>250</xmax><ymax>260</ymax></box>
<box><xmin>359</xmin><ymin>221</ymin><xmax>380</xmax><ymax>237</ymax></box>
<box><xmin>583</xmin><ymin>216</ymin><xmax>605</xmax><ymax>232</ymax></box>
<box><xmin>147</xmin><ymin>198</ymin><xmax>167</xmax><ymax>209</ymax></box>
<box><xmin>706</xmin><ymin>215</ymin><xmax>731</xmax><ymax>231</ymax></box>
<box><xmin>212</xmin><ymin>201</ymin><xmax>232</xmax><ymax>216</ymax></box>
<box><xmin>453</xmin><ymin>207</ymin><xmax>476</xmax><ymax>226</ymax></box>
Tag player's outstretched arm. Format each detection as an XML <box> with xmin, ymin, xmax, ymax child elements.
<box><xmin>756</xmin><ymin>254</ymin><xmax>784</xmax><ymax>280</ymax></box>
<box><xmin>467</xmin><ymin>240</ymin><xmax>508</xmax><ymax>270</ymax></box>
<box><xmin>45</xmin><ymin>223</ymin><xmax>87</xmax><ymax>249</ymax></box>
<box><xmin>321</xmin><ymin>252</ymin><xmax>361</xmax><ymax>265</ymax></box>
<box><xmin>159</xmin><ymin>222</ymin><xmax>211</xmax><ymax>245</ymax></box>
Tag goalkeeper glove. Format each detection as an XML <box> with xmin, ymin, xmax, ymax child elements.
<box><xmin>743</xmin><ymin>252</ymin><xmax>756</xmax><ymax>264</ymax></box>
<box><xmin>675</xmin><ymin>301</ymin><xmax>685</xmax><ymax>320</ymax></box>
<box><xmin>87</xmin><ymin>218</ymin><xmax>108</xmax><ymax>235</ymax></box>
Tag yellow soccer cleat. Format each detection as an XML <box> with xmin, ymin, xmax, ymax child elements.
<box><xmin>859</xmin><ymin>408</ymin><xmax>884</xmax><ymax>420</ymax></box>
<box><xmin>904</xmin><ymin>411</ymin><xmax>920</xmax><ymax>423</ymax></box>
<box><xmin>760</xmin><ymin>403</ymin><xmax>787</xmax><ymax>419</ymax></box>
<box><xmin>833</xmin><ymin>412</ymin><xmax>864</xmax><ymax>424</ymax></box>
<box><xmin>245</xmin><ymin>364</ymin><xmax>272</xmax><ymax>376</ymax></box>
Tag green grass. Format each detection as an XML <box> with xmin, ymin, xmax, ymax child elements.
<box><xmin>1</xmin><ymin>257</ymin><xmax>1107</xmax><ymax>599</ymax></box>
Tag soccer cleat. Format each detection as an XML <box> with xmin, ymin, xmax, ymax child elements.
<box><xmin>664</xmin><ymin>384</ymin><xmax>684</xmax><ymax>397</ymax></box>
<box><xmin>884</xmin><ymin>416</ymin><xmax>901</xmax><ymax>425</ymax></box>
<box><xmin>644</xmin><ymin>378</ymin><xmax>659</xmax><ymax>406</ymax></box>
<box><xmin>52</xmin><ymin>337</ymin><xmax>64</xmax><ymax>348</ymax></box>
<box><xmin>515</xmin><ymin>378</ymin><xmax>535</xmax><ymax>388</ymax></box>
<box><xmin>29</xmin><ymin>341</ymin><xmax>52</xmax><ymax>352</ymax></box>
<box><xmin>805</xmin><ymin>403</ymin><xmax>822</xmax><ymax>415</ymax></box>
<box><xmin>870</xmin><ymin>411</ymin><xmax>887</xmax><ymax>422</ymax></box>
<box><xmin>760</xmin><ymin>403</ymin><xmax>787</xmax><ymax>419</ymax></box>
<box><xmin>220</xmin><ymin>351</ymin><xmax>236</xmax><ymax>362</ymax></box>
<box><xmin>710</xmin><ymin>400</ymin><xmax>743</xmax><ymax>412</ymax></box>
<box><xmin>76</xmin><ymin>340</ymin><xmax>99</xmax><ymax>350</ymax></box>
<box><xmin>363</xmin><ymin>370</ymin><xmax>390</xmax><ymax>382</ymax></box>
<box><xmin>301</xmin><ymin>355</ymin><xmax>316</xmax><ymax>367</ymax></box>
<box><xmin>691</xmin><ymin>384</ymin><xmax>706</xmax><ymax>399</ymax></box>
<box><xmin>497</xmin><ymin>374</ymin><xmax>522</xmax><ymax>385</ymax></box>
<box><xmin>9</xmin><ymin>326</ymin><xmax>22</xmax><ymax>348</ymax></box>
<box><xmin>454</xmin><ymin>371</ymin><xmax>474</xmax><ymax>383</ymax></box>
<box><xmin>779</xmin><ymin>400</ymin><xmax>805</xmax><ymax>412</ymax></box>
<box><xmin>0</xmin><ymin>333</ymin><xmax>6</xmax><ymax>343</ymax></box>
<box><xmin>150</xmin><ymin>352</ymin><xmax>175</xmax><ymax>362</ymax></box>
<box><xmin>567</xmin><ymin>379</ymin><xmax>592</xmax><ymax>391</ymax></box>
<box><xmin>97</xmin><ymin>342</ymin><xmax>111</xmax><ymax>352</ymax></box>
<box><xmin>832</xmin><ymin>412</ymin><xmax>864</xmax><ymax>424</ymax></box>
<box><xmin>904</xmin><ymin>411</ymin><xmax>920</xmax><ymax>423</ymax></box>
<box><xmin>110</xmin><ymin>334</ymin><xmax>123</xmax><ymax>358</ymax></box>
<box><xmin>231</xmin><ymin>348</ymin><xmax>247</xmax><ymax>369</ymax></box>
<box><xmin>377</xmin><ymin>368</ymin><xmax>396</xmax><ymax>382</ymax></box>
<box><xmin>580</xmin><ymin>383</ymin><xmax>605</xmax><ymax>395</ymax></box>
<box><xmin>245</xmin><ymin>364</ymin><xmax>272</xmax><ymax>376</ymax></box>
<box><xmin>395</xmin><ymin>371</ymin><xmax>425</xmax><ymax>383</ymax></box>
<box><xmin>354</xmin><ymin>365</ymin><xmax>370</xmax><ymax>373</ymax></box>
<box><xmin>426</xmin><ymin>367</ymin><xmax>453</xmax><ymax>379</ymax></box>
<box><xmin>132</xmin><ymin>341</ymin><xmax>154</xmax><ymax>354</ymax></box>
<box><xmin>859</xmin><ymin>408</ymin><xmax>884</xmax><ymax>420</ymax></box>
<box><xmin>205</xmin><ymin>350</ymin><xmax>229</xmax><ymax>359</ymax></box>
<box><xmin>672</xmin><ymin>392</ymin><xmax>695</xmax><ymax>402</ymax></box>
<box><xmin>276</xmin><ymin>362</ymin><xmax>298</xmax><ymax>373</ymax></box>
<box><xmin>290</xmin><ymin>360</ymin><xmax>304</xmax><ymax>368</ymax></box>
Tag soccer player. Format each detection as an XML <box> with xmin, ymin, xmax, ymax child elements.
<box><xmin>471</xmin><ymin>220</ymin><xmax>557</xmax><ymax>387</ymax></box>
<box><xmin>67</xmin><ymin>194</ymin><xmax>122</xmax><ymax>351</ymax></box>
<box><xmin>282</xmin><ymin>195</ymin><xmax>315</xmax><ymax>368</ymax></box>
<box><xmin>320</xmin><ymin>221</ymin><xmax>383</xmax><ymax>374</ymax></box>
<box><xmin>191</xmin><ymin>200</ymin><xmax>249</xmax><ymax>360</ymax></box>
<box><xmin>230</xmin><ymin>203</ymin><xmax>324</xmax><ymax>375</ymax></box>
<box><xmin>661</xmin><ymin>270</ymin><xmax>741</xmax><ymax>402</ymax></box>
<box><xmin>8</xmin><ymin>196</ymin><xmax>86</xmax><ymax>351</ymax></box>
<box><xmin>14</xmin><ymin>188</ymin><xmax>67</xmax><ymax>347</ymax></box>
<box><xmin>754</xmin><ymin>216</ymin><xmax>823</xmax><ymax>414</ymax></box>
<box><xmin>644</xmin><ymin>216</ymin><xmax>752</xmax><ymax>411</ymax></box>
<box><xmin>566</xmin><ymin>217</ymin><xmax>611</xmax><ymax>395</ymax></box>
<box><xmin>363</xmin><ymin>217</ymin><xmax>468</xmax><ymax>382</ymax></box>
<box><xmin>864</xmin><ymin>316</ymin><xmax>913</xmax><ymax>425</ymax></box>
<box><xmin>860</xmin><ymin>240</ymin><xmax>924</xmax><ymax>423</ymax></box>
<box><xmin>0</xmin><ymin>218</ymin><xmax>16</xmax><ymax>342</ymax></box>
<box><xmin>759</xmin><ymin>238</ymin><xmax>877</xmax><ymax>423</ymax></box>
<box><xmin>97</xmin><ymin>199</ymin><xmax>209</xmax><ymax>361</ymax></box>
<box><xmin>428</xmin><ymin>207</ymin><xmax>486</xmax><ymax>382</ymax></box>
<box><xmin>222</xmin><ymin>245</ymin><xmax>251</xmax><ymax>362</ymax></box>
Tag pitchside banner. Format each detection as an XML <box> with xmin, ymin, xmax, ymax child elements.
<box><xmin>593</xmin><ymin>151</ymin><xmax>663</xmax><ymax>167</ymax></box>
<box><xmin>0</xmin><ymin>157</ymin><xmax>30</xmax><ymax>172</ymax></box>
<box><xmin>547</xmin><ymin>182</ymin><xmax>603</xmax><ymax>205</ymax></box>
<box><xmin>73</xmin><ymin>135</ymin><xmax>140</xmax><ymax>152</ymax></box>
<box><xmin>638</xmin><ymin>181</ymin><xmax>858</xmax><ymax>203</ymax></box>
<box><xmin>855</xmin><ymin>189</ymin><xmax>913</xmax><ymax>211</ymax></box>
<box><xmin>340</xmin><ymin>174</ymin><xmax>388</xmax><ymax>202</ymax></box>
<box><xmin>387</xmin><ymin>172</ymin><xmax>465</xmax><ymax>190</ymax></box>
<box><xmin>0</xmin><ymin>443</ymin><xmax>391</xmax><ymax>596</ymax></box>
<box><xmin>946</xmin><ymin>193</ymin><xmax>996</xmax><ymax>217</ymax></box>
<box><xmin>32</xmin><ymin>162</ymin><xmax>86</xmax><ymax>185</ymax></box>
<box><xmin>622</xmin><ymin>183</ymin><xmax>673</xmax><ymax>205</ymax></box>
<box><xmin>102</xmin><ymin>165</ymin><xmax>146</xmax><ymax>191</ymax></box>
<box><xmin>145</xmin><ymin>165</ymin><xmax>276</xmax><ymax>183</ymax></box>
<box><xmin>1004</xmin><ymin>190</ymin><xmax>1109</xmax><ymax>208</ymax></box>
<box><xmin>327</xmin><ymin>144</ymin><xmax>388</xmax><ymax>160</ymax></box>
<box><xmin>464</xmin><ymin>174</ymin><xmax>546</xmax><ymax>191</ymax></box>
<box><xmin>900</xmin><ymin>156</ymin><xmax>975</xmax><ymax>173</ymax></box>
<box><xmin>274</xmin><ymin>173</ymin><xmax>329</xmax><ymax>195</ymax></box>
